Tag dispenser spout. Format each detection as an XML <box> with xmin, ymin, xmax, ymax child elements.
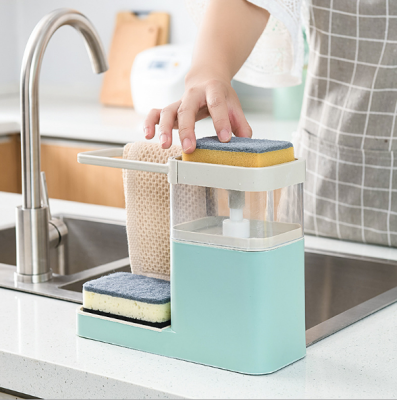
<box><xmin>223</xmin><ymin>190</ymin><xmax>250</xmax><ymax>238</ymax></box>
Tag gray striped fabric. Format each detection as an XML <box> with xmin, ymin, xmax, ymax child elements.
<box><xmin>296</xmin><ymin>0</ymin><xmax>397</xmax><ymax>246</ymax></box>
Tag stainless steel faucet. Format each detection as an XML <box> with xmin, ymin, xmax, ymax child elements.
<box><xmin>16</xmin><ymin>9</ymin><xmax>108</xmax><ymax>283</ymax></box>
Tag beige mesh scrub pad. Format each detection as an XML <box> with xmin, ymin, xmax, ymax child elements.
<box><xmin>123</xmin><ymin>142</ymin><xmax>208</xmax><ymax>280</ymax></box>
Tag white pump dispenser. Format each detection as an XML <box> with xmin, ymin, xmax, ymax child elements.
<box><xmin>222</xmin><ymin>190</ymin><xmax>250</xmax><ymax>238</ymax></box>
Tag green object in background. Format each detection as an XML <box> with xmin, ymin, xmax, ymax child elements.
<box><xmin>273</xmin><ymin>68</ymin><xmax>307</xmax><ymax>121</ymax></box>
<box><xmin>273</xmin><ymin>27</ymin><xmax>309</xmax><ymax>121</ymax></box>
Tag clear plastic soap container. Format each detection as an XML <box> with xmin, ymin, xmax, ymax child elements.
<box><xmin>170</xmin><ymin>158</ymin><xmax>305</xmax><ymax>252</ymax></box>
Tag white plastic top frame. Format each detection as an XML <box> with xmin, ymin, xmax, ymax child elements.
<box><xmin>77</xmin><ymin>148</ymin><xmax>305</xmax><ymax>192</ymax></box>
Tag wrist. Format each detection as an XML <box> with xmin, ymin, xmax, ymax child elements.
<box><xmin>185</xmin><ymin>65</ymin><xmax>232</xmax><ymax>88</ymax></box>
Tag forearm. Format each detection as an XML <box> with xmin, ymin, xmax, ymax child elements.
<box><xmin>186</xmin><ymin>0</ymin><xmax>270</xmax><ymax>85</ymax></box>
<box><xmin>145</xmin><ymin>0</ymin><xmax>268</xmax><ymax>151</ymax></box>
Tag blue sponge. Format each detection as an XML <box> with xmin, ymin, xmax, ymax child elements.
<box><xmin>83</xmin><ymin>273</ymin><xmax>171</xmax><ymax>328</ymax></box>
<box><xmin>195</xmin><ymin>136</ymin><xmax>293</xmax><ymax>153</ymax></box>
<box><xmin>182</xmin><ymin>136</ymin><xmax>295</xmax><ymax>167</ymax></box>
<box><xmin>83</xmin><ymin>272</ymin><xmax>170</xmax><ymax>304</ymax></box>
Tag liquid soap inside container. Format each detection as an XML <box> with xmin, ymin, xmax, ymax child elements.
<box><xmin>171</xmin><ymin>183</ymin><xmax>304</xmax><ymax>251</ymax></box>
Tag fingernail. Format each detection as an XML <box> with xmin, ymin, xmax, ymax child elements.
<box><xmin>219</xmin><ymin>129</ymin><xmax>231</xmax><ymax>142</ymax></box>
<box><xmin>144</xmin><ymin>127</ymin><xmax>149</xmax><ymax>138</ymax></box>
<box><xmin>160</xmin><ymin>134</ymin><xmax>167</xmax><ymax>145</ymax></box>
<box><xmin>183</xmin><ymin>138</ymin><xmax>192</xmax><ymax>152</ymax></box>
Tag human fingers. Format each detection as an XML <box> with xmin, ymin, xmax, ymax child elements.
<box><xmin>177</xmin><ymin>90</ymin><xmax>201</xmax><ymax>153</ymax></box>
<box><xmin>205</xmin><ymin>81</ymin><xmax>232</xmax><ymax>143</ymax></box>
<box><xmin>143</xmin><ymin>108</ymin><xmax>161</xmax><ymax>140</ymax></box>
<box><xmin>158</xmin><ymin>101</ymin><xmax>180</xmax><ymax>149</ymax></box>
<box><xmin>228</xmin><ymin>95</ymin><xmax>252</xmax><ymax>138</ymax></box>
<box><xmin>171</xmin><ymin>107</ymin><xmax>209</xmax><ymax>129</ymax></box>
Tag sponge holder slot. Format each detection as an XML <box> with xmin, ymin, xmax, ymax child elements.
<box><xmin>77</xmin><ymin>307</ymin><xmax>170</xmax><ymax>332</ymax></box>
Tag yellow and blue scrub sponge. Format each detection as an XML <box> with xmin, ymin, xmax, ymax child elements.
<box><xmin>83</xmin><ymin>272</ymin><xmax>171</xmax><ymax>329</ymax></box>
<box><xmin>182</xmin><ymin>136</ymin><xmax>294</xmax><ymax>168</ymax></box>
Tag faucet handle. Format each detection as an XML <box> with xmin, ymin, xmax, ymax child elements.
<box><xmin>40</xmin><ymin>171</ymin><xmax>52</xmax><ymax>220</ymax></box>
<box><xmin>40</xmin><ymin>170</ymin><xmax>68</xmax><ymax>250</ymax></box>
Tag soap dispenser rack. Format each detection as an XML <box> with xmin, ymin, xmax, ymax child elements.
<box><xmin>76</xmin><ymin>145</ymin><xmax>307</xmax><ymax>375</ymax></box>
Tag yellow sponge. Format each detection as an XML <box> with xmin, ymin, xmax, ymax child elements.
<box><xmin>183</xmin><ymin>136</ymin><xmax>294</xmax><ymax>167</ymax></box>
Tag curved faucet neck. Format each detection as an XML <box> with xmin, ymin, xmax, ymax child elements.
<box><xmin>20</xmin><ymin>8</ymin><xmax>108</xmax><ymax>209</ymax></box>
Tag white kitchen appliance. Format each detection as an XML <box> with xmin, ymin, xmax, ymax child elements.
<box><xmin>131</xmin><ymin>44</ymin><xmax>193</xmax><ymax>114</ymax></box>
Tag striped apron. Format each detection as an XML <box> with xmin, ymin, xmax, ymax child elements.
<box><xmin>296</xmin><ymin>0</ymin><xmax>397</xmax><ymax>247</ymax></box>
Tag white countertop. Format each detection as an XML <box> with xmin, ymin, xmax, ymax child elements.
<box><xmin>1</xmin><ymin>191</ymin><xmax>397</xmax><ymax>399</ymax></box>
<box><xmin>0</xmin><ymin>94</ymin><xmax>298</xmax><ymax>145</ymax></box>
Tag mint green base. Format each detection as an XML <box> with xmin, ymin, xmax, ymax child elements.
<box><xmin>77</xmin><ymin>239</ymin><xmax>306</xmax><ymax>375</ymax></box>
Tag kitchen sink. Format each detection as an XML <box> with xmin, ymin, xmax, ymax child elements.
<box><xmin>0</xmin><ymin>226</ymin><xmax>16</xmax><ymax>267</ymax></box>
<box><xmin>305</xmin><ymin>249</ymin><xmax>397</xmax><ymax>345</ymax></box>
<box><xmin>0</xmin><ymin>215</ymin><xmax>129</xmax><ymax>274</ymax></box>
<box><xmin>1</xmin><ymin>218</ymin><xmax>397</xmax><ymax>346</ymax></box>
<box><xmin>0</xmin><ymin>215</ymin><xmax>131</xmax><ymax>303</ymax></box>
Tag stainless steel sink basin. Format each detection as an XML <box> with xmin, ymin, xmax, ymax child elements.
<box><xmin>305</xmin><ymin>249</ymin><xmax>397</xmax><ymax>345</ymax></box>
<box><xmin>0</xmin><ymin>215</ymin><xmax>129</xmax><ymax>275</ymax></box>
<box><xmin>1</xmin><ymin>218</ymin><xmax>397</xmax><ymax>346</ymax></box>
<box><xmin>0</xmin><ymin>215</ymin><xmax>130</xmax><ymax>303</ymax></box>
<box><xmin>0</xmin><ymin>226</ymin><xmax>16</xmax><ymax>267</ymax></box>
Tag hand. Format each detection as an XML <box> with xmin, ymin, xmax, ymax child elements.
<box><xmin>143</xmin><ymin>0</ymin><xmax>268</xmax><ymax>154</ymax></box>
<box><xmin>143</xmin><ymin>74</ymin><xmax>252</xmax><ymax>153</ymax></box>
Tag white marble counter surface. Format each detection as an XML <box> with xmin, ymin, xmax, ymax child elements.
<box><xmin>1</xmin><ymin>192</ymin><xmax>397</xmax><ymax>399</ymax></box>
